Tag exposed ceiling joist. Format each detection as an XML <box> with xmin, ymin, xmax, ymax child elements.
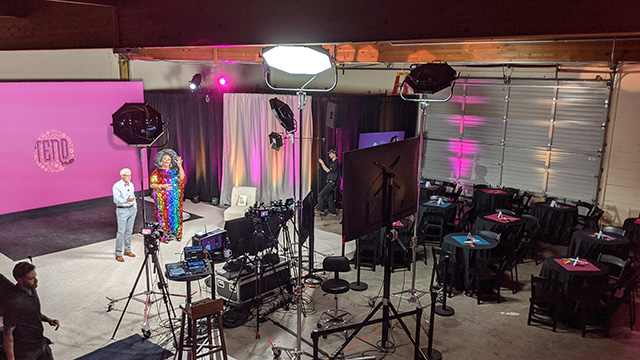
<box><xmin>0</xmin><ymin>0</ymin><xmax>36</xmax><ymax>18</ymax></box>
<box><xmin>2</xmin><ymin>0</ymin><xmax>640</xmax><ymax>55</ymax></box>
<box><xmin>128</xmin><ymin>37</ymin><xmax>640</xmax><ymax>65</ymax></box>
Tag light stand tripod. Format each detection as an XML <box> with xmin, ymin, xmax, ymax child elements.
<box><xmin>110</xmin><ymin>225</ymin><xmax>179</xmax><ymax>344</ymax></box>
<box><xmin>264</xmin><ymin>53</ymin><xmax>338</xmax><ymax>358</ymax></box>
<box><xmin>393</xmin><ymin>80</ymin><xmax>456</xmax><ymax>307</ymax></box>
<box><xmin>270</xmin><ymin>90</ymin><xmax>315</xmax><ymax>359</ymax></box>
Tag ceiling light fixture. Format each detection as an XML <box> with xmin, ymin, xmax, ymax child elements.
<box><xmin>188</xmin><ymin>73</ymin><xmax>202</xmax><ymax>91</ymax></box>
<box><xmin>262</xmin><ymin>46</ymin><xmax>332</xmax><ymax>75</ymax></box>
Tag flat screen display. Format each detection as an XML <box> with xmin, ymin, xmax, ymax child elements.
<box><xmin>358</xmin><ymin>131</ymin><xmax>405</xmax><ymax>149</ymax></box>
<box><xmin>200</xmin><ymin>230</ymin><xmax>225</xmax><ymax>252</ymax></box>
<box><xmin>184</xmin><ymin>246</ymin><xmax>204</xmax><ymax>262</ymax></box>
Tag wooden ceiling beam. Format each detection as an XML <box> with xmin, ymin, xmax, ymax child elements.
<box><xmin>131</xmin><ymin>39</ymin><xmax>640</xmax><ymax>65</ymax></box>
<box><xmin>0</xmin><ymin>0</ymin><xmax>36</xmax><ymax>18</ymax></box>
<box><xmin>2</xmin><ymin>1</ymin><xmax>640</xmax><ymax>52</ymax></box>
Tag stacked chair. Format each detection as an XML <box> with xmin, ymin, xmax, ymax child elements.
<box><xmin>519</xmin><ymin>214</ymin><xmax>541</xmax><ymax>264</ymax></box>
<box><xmin>575</xmin><ymin>200</ymin><xmax>594</xmax><ymax>226</ymax></box>
<box><xmin>472</xmin><ymin>257</ymin><xmax>504</xmax><ymax>304</ymax></box>
<box><xmin>448</xmin><ymin>203</ymin><xmax>474</xmax><ymax>233</ymax></box>
<box><xmin>420</xmin><ymin>211</ymin><xmax>447</xmax><ymax>248</ymax></box>
<box><xmin>602</xmin><ymin>226</ymin><xmax>626</xmax><ymax>236</ymax></box>
<box><xmin>511</xmin><ymin>191</ymin><xmax>534</xmax><ymax>216</ymax></box>
<box><xmin>597</xmin><ymin>253</ymin><xmax>637</xmax><ymax>330</ymax></box>
<box><xmin>578</xmin><ymin>281</ymin><xmax>616</xmax><ymax>337</ymax></box>
<box><xmin>430</xmin><ymin>248</ymin><xmax>457</xmax><ymax>300</ymax></box>
<box><xmin>575</xmin><ymin>206</ymin><xmax>604</xmax><ymax>231</ymax></box>
<box><xmin>527</xmin><ymin>275</ymin><xmax>563</xmax><ymax>332</ymax></box>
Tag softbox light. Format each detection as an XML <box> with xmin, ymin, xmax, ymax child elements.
<box><xmin>262</xmin><ymin>45</ymin><xmax>332</xmax><ymax>75</ymax></box>
<box><xmin>269</xmin><ymin>132</ymin><xmax>283</xmax><ymax>151</ymax></box>
<box><xmin>405</xmin><ymin>63</ymin><xmax>457</xmax><ymax>94</ymax></box>
<box><xmin>269</xmin><ymin>98</ymin><xmax>296</xmax><ymax>133</ymax></box>
<box><xmin>112</xmin><ymin>103</ymin><xmax>164</xmax><ymax>146</ymax></box>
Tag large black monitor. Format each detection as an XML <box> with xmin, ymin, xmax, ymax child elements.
<box><xmin>224</xmin><ymin>217</ymin><xmax>255</xmax><ymax>256</ymax></box>
<box><xmin>342</xmin><ymin>137</ymin><xmax>419</xmax><ymax>241</ymax></box>
<box><xmin>224</xmin><ymin>215</ymin><xmax>282</xmax><ymax>256</ymax></box>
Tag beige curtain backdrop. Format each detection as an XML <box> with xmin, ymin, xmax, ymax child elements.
<box><xmin>221</xmin><ymin>93</ymin><xmax>313</xmax><ymax>206</ymax></box>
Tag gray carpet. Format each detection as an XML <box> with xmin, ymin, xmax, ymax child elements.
<box><xmin>0</xmin><ymin>197</ymin><xmax>201</xmax><ymax>261</ymax></box>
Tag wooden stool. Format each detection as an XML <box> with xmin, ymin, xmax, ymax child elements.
<box><xmin>177</xmin><ymin>298</ymin><xmax>227</xmax><ymax>360</ymax></box>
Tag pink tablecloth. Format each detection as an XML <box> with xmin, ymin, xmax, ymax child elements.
<box><xmin>554</xmin><ymin>258</ymin><xmax>600</xmax><ymax>272</ymax></box>
<box><xmin>480</xmin><ymin>189</ymin><xmax>507</xmax><ymax>195</ymax></box>
<box><xmin>484</xmin><ymin>213</ymin><xmax>520</xmax><ymax>223</ymax></box>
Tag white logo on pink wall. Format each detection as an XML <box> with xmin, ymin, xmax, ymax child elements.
<box><xmin>34</xmin><ymin>130</ymin><xmax>76</xmax><ymax>172</ymax></box>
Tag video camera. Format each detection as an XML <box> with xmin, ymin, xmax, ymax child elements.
<box><xmin>142</xmin><ymin>222</ymin><xmax>161</xmax><ymax>236</ymax></box>
<box><xmin>142</xmin><ymin>222</ymin><xmax>163</xmax><ymax>242</ymax></box>
<box><xmin>246</xmin><ymin>198</ymin><xmax>295</xmax><ymax>224</ymax></box>
<box><xmin>269</xmin><ymin>198</ymin><xmax>295</xmax><ymax>224</ymax></box>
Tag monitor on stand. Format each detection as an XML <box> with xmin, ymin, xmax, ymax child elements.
<box><xmin>343</xmin><ymin>137</ymin><xmax>419</xmax><ymax>241</ymax></box>
<box><xmin>339</xmin><ymin>137</ymin><xmax>419</xmax><ymax>352</ymax></box>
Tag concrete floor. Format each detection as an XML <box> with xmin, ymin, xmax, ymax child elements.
<box><xmin>1</xmin><ymin>201</ymin><xmax>639</xmax><ymax>359</ymax></box>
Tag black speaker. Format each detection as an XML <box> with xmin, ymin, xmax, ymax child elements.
<box><xmin>405</xmin><ymin>63</ymin><xmax>457</xmax><ymax>94</ymax></box>
<box><xmin>326</xmin><ymin>101</ymin><xmax>338</xmax><ymax>128</ymax></box>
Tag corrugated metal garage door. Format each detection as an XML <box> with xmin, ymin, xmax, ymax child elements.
<box><xmin>422</xmin><ymin>75</ymin><xmax>610</xmax><ymax>203</ymax></box>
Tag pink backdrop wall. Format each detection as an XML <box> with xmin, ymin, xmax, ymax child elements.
<box><xmin>0</xmin><ymin>82</ymin><xmax>147</xmax><ymax>215</ymax></box>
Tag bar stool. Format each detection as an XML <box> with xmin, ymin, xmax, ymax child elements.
<box><xmin>177</xmin><ymin>298</ymin><xmax>227</xmax><ymax>360</ymax></box>
<box><xmin>316</xmin><ymin>256</ymin><xmax>353</xmax><ymax>337</ymax></box>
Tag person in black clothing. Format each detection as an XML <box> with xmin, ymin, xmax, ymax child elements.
<box><xmin>317</xmin><ymin>148</ymin><xmax>340</xmax><ymax>216</ymax></box>
<box><xmin>3</xmin><ymin>262</ymin><xmax>59</xmax><ymax>360</ymax></box>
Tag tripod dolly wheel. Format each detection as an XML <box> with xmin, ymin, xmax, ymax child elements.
<box><xmin>272</xmin><ymin>348</ymin><xmax>281</xmax><ymax>358</ymax></box>
<box><xmin>142</xmin><ymin>328</ymin><xmax>151</xmax><ymax>338</ymax></box>
<box><xmin>107</xmin><ymin>302</ymin><xmax>114</xmax><ymax>312</ymax></box>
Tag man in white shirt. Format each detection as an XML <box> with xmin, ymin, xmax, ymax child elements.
<box><xmin>112</xmin><ymin>168</ymin><xmax>137</xmax><ymax>262</ymax></box>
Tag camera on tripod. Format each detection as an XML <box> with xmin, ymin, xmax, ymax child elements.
<box><xmin>269</xmin><ymin>198</ymin><xmax>295</xmax><ymax>224</ymax></box>
<box><xmin>246</xmin><ymin>204</ymin><xmax>270</xmax><ymax>222</ymax></box>
<box><xmin>142</xmin><ymin>222</ymin><xmax>162</xmax><ymax>238</ymax></box>
<box><xmin>141</xmin><ymin>222</ymin><xmax>162</xmax><ymax>251</ymax></box>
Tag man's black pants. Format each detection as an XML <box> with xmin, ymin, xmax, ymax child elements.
<box><xmin>318</xmin><ymin>181</ymin><xmax>337</xmax><ymax>214</ymax></box>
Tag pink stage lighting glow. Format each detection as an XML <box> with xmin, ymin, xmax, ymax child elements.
<box><xmin>446</xmin><ymin>139</ymin><xmax>481</xmax><ymax>179</ymax></box>
<box><xmin>218</xmin><ymin>77</ymin><xmax>228</xmax><ymax>86</ymax></box>
<box><xmin>0</xmin><ymin>82</ymin><xmax>145</xmax><ymax>215</ymax></box>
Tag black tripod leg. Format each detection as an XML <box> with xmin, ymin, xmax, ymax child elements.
<box><xmin>386</xmin><ymin>303</ymin><xmax>427</xmax><ymax>360</ymax></box>
<box><xmin>151</xmin><ymin>251</ymin><xmax>177</xmax><ymax>318</ymax></box>
<box><xmin>150</xmin><ymin>251</ymin><xmax>178</xmax><ymax>347</ymax></box>
<box><xmin>111</xmin><ymin>254</ymin><xmax>148</xmax><ymax>339</ymax></box>
<box><xmin>332</xmin><ymin>301</ymin><xmax>383</xmax><ymax>357</ymax></box>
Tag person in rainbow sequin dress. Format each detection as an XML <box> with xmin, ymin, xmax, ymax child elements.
<box><xmin>150</xmin><ymin>149</ymin><xmax>186</xmax><ymax>242</ymax></box>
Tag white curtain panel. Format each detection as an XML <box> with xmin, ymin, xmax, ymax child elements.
<box><xmin>221</xmin><ymin>93</ymin><xmax>313</xmax><ymax>206</ymax></box>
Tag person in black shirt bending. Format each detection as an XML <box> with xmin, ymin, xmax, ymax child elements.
<box><xmin>3</xmin><ymin>262</ymin><xmax>59</xmax><ymax>360</ymax></box>
<box><xmin>317</xmin><ymin>148</ymin><xmax>340</xmax><ymax>216</ymax></box>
